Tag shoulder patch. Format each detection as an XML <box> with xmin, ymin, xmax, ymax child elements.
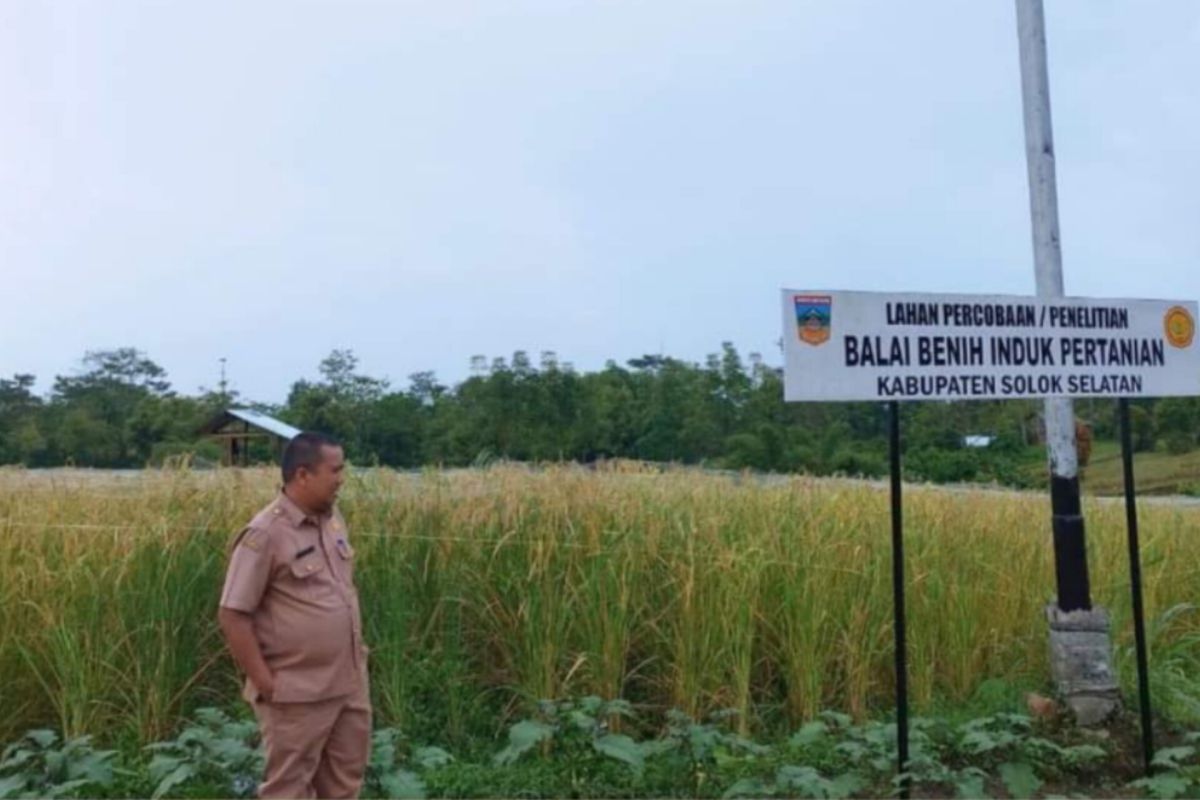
<box><xmin>231</xmin><ymin>524</ymin><xmax>269</xmax><ymax>553</ymax></box>
<box><xmin>250</xmin><ymin>503</ymin><xmax>291</xmax><ymax>535</ymax></box>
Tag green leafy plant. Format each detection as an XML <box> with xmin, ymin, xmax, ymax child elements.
<box><xmin>799</xmin><ymin>714</ymin><xmax>971</xmax><ymax>794</ymax></box>
<box><xmin>727</xmin><ymin>710</ymin><xmax>1110</xmax><ymax>799</ymax></box>
<box><xmin>950</xmin><ymin>712</ymin><xmax>1105</xmax><ymax>796</ymax></box>
<box><xmin>366</xmin><ymin>727</ymin><xmax>454</xmax><ymax>799</ymax></box>
<box><xmin>639</xmin><ymin>708</ymin><xmax>771</xmax><ymax>795</ymax></box>
<box><xmin>2</xmin><ymin>703</ymin><xmax>1191</xmax><ymax>799</ymax></box>
<box><xmin>724</xmin><ymin>764</ymin><xmax>864</xmax><ymax>799</ymax></box>
<box><xmin>1129</xmin><ymin>739</ymin><xmax>1200</xmax><ymax>799</ymax></box>
<box><xmin>143</xmin><ymin>708</ymin><xmax>263</xmax><ymax>799</ymax></box>
<box><xmin>494</xmin><ymin>697</ymin><xmax>644</xmax><ymax>775</ymax></box>
<box><xmin>0</xmin><ymin>729</ymin><xmax>116</xmax><ymax>799</ymax></box>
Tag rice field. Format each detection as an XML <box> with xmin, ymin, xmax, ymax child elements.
<box><xmin>1</xmin><ymin>463</ymin><xmax>1198</xmax><ymax>749</ymax></box>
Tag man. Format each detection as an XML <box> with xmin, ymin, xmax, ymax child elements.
<box><xmin>218</xmin><ymin>432</ymin><xmax>371</xmax><ymax>799</ymax></box>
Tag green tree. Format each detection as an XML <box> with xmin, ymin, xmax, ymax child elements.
<box><xmin>285</xmin><ymin>350</ymin><xmax>389</xmax><ymax>462</ymax></box>
<box><xmin>127</xmin><ymin>395</ymin><xmax>212</xmax><ymax>463</ymax></box>
<box><xmin>49</xmin><ymin>348</ymin><xmax>173</xmax><ymax>466</ymax></box>
<box><xmin>576</xmin><ymin>362</ymin><xmax>638</xmax><ymax>461</ymax></box>
<box><xmin>1129</xmin><ymin>404</ymin><xmax>1157</xmax><ymax>453</ymax></box>
<box><xmin>0</xmin><ymin>374</ymin><xmax>47</xmax><ymax>465</ymax></box>
<box><xmin>1156</xmin><ymin>398</ymin><xmax>1199</xmax><ymax>454</ymax></box>
<box><xmin>367</xmin><ymin>392</ymin><xmax>427</xmax><ymax>467</ymax></box>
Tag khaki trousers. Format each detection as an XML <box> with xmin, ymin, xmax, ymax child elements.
<box><xmin>251</xmin><ymin>681</ymin><xmax>371</xmax><ymax>799</ymax></box>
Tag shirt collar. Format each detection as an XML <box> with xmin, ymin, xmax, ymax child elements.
<box><xmin>276</xmin><ymin>489</ymin><xmax>327</xmax><ymax>527</ymax></box>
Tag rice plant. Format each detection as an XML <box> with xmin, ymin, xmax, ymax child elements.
<box><xmin>1</xmin><ymin>463</ymin><xmax>1198</xmax><ymax>748</ymax></box>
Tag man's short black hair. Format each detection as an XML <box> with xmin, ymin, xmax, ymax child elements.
<box><xmin>282</xmin><ymin>431</ymin><xmax>342</xmax><ymax>483</ymax></box>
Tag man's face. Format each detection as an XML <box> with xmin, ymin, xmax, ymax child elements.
<box><xmin>297</xmin><ymin>445</ymin><xmax>346</xmax><ymax>513</ymax></box>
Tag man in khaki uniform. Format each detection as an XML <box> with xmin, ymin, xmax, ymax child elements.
<box><xmin>218</xmin><ymin>432</ymin><xmax>371</xmax><ymax>799</ymax></box>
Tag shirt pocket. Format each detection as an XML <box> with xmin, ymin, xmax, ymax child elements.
<box><xmin>288</xmin><ymin>553</ymin><xmax>334</xmax><ymax>601</ymax></box>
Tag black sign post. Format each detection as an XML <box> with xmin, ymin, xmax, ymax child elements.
<box><xmin>888</xmin><ymin>400</ymin><xmax>910</xmax><ymax>799</ymax></box>
<box><xmin>1118</xmin><ymin>398</ymin><xmax>1155</xmax><ymax>775</ymax></box>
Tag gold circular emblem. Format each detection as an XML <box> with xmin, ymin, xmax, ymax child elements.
<box><xmin>1165</xmin><ymin>306</ymin><xmax>1195</xmax><ymax>348</ymax></box>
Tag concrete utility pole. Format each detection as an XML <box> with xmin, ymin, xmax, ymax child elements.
<box><xmin>1015</xmin><ymin>0</ymin><xmax>1119</xmax><ymax>724</ymax></box>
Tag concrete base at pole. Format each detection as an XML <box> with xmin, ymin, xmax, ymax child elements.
<box><xmin>1046</xmin><ymin>604</ymin><xmax>1121</xmax><ymax>726</ymax></box>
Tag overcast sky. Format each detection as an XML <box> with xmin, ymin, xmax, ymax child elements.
<box><xmin>2</xmin><ymin>1</ymin><xmax>1197</xmax><ymax>402</ymax></box>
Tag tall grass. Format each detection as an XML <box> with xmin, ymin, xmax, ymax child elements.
<box><xmin>2</xmin><ymin>464</ymin><xmax>1199</xmax><ymax>748</ymax></box>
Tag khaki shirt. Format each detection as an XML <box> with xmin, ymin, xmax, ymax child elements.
<box><xmin>220</xmin><ymin>491</ymin><xmax>367</xmax><ymax>704</ymax></box>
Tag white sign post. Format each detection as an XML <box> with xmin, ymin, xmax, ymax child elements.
<box><xmin>781</xmin><ymin>290</ymin><xmax>1200</xmax><ymax>403</ymax></box>
<box><xmin>780</xmin><ymin>287</ymin><xmax>1199</xmax><ymax>789</ymax></box>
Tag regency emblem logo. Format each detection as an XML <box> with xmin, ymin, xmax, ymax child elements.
<box><xmin>1165</xmin><ymin>305</ymin><xmax>1195</xmax><ymax>349</ymax></box>
<box><xmin>794</xmin><ymin>295</ymin><xmax>832</xmax><ymax>346</ymax></box>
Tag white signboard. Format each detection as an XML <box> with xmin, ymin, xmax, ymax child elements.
<box><xmin>781</xmin><ymin>290</ymin><xmax>1200</xmax><ymax>402</ymax></box>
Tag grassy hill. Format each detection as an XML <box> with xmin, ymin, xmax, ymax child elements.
<box><xmin>1082</xmin><ymin>439</ymin><xmax>1200</xmax><ymax>496</ymax></box>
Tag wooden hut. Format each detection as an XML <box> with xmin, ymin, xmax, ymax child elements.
<box><xmin>200</xmin><ymin>408</ymin><xmax>300</xmax><ymax>466</ymax></box>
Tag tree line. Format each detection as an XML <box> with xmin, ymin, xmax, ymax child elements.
<box><xmin>2</xmin><ymin>345</ymin><xmax>1197</xmax><ymax>485</ymax></box>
